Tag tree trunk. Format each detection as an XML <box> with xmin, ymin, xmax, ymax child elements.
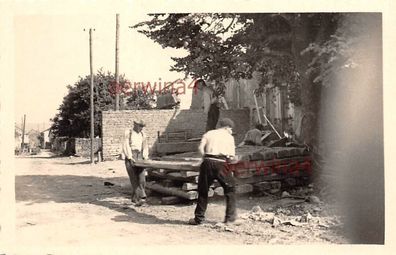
<box><xmin>290</xmin><ymin>14</ymin><xmax>333</xmax><ymax>150</ymax></box>
<box><xmin>290</xmin><ymin>16</ymin><xmax>318</xmax><ymax>148</ymax></box>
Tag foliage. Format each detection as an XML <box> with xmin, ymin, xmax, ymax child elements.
<box><xmin>50</xmin><ymin>69</ymin><xmax>154</xmax><ymax>138</ymax></box>
<box><xmin>302</xmin><ymin>13</ymin><xmax>379</xmax><ymax>87</ymax></box>
<box><xmin>125</xmin><ymin>89</ymin><xmax>157</xmax><ymax>110</ymax></box>
<box><xmin>132</xmin><ymin>13</ymin><xmax>380</xmax><ymax>147</ymax></box>
<box><xmin>132</xmin><ymin>13</ymin><xmax>344</xmax><ymax>106</ymax></box>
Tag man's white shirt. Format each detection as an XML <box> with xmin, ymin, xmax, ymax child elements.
<box><xmin>198</xmin><ymin>128</ymin><xmax>235</xmax><ymax>157</ymax></box>
<box><xmin>122</xmin><ymin>129</ymin><xmax>149</xmax><ymax>160</ymax></box>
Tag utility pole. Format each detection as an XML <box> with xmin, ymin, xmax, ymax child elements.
<box><xmin>90</xmin><ymin>28</ymin><xmax>95</xmax><ymax>164</ymax></box>
<box><xmin>20</xmin><ymin>114</ymin><xmax>26</xmax><ymax>154</ymax></box>
<box><xmin>85</xmin><ymin>28</ymin><xmax>95</xmax><ymax>164</ymax></box>
<box><xmin>115</xmin><ymin>14</ymin><xmax>120</xmax><ymax>111</ymax></box>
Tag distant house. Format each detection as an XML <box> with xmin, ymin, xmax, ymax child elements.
<box><xmin>40</xmin><ymin>128</ymin><xmax>53</xmax><ymax>149</ymax></box>
<box><xmin>26</xmin><ymin>129</ymin><xmax>41</xmax><ymax>150</ymax></box>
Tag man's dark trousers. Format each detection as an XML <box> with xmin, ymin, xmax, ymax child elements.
<box><xmin>206</xmin><ymin>103</ymin><xmax>220</xmax><ymax>131</ymax></box>
<box><xmin>124</xmin><ymin>150</ymin><xmax>147</xmax><ymax>202</ymax></box>
<box><xmin>194</xmin><ymin>157</ymin><xmax>236</xmax><ymax>223</ymax></box>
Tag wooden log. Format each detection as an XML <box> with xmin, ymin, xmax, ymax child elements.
<box><xmin>148</xmin><ymin>170</ymin><xmax>198</xmax><ymax>183</ymax></box>
<box><xmin>134</xmin><ymin>159</ymin><xmax>200</xmax><ymax>171</ymax></box>
<box><xmin>260</xmin><ymin>150</ymin><xmax>276</xmax><ymax>160</ymax></box>
<box><xmin>147</xmin><ymin>183</ymin><xmax>214</xmax><ymax>200</ymax></box>
<box><xmin>161</xmin><ymin>179</ymin><xmax>176</xmax><ymax>188</ymax></box>
<box><xmin>186</xmin><ymin>137</ymin><xmax>201</xmax><ymax>142</ymax></box>
<box><xmin>156</xmin><ymin>168</ymin><xmax>180</xmax><ymax>174</ymax></box>
<box><xmin>159</xmin><ymin>151</ymin><xmax>200</xmax><ymax>159</ymax></box>
<box><xmin>283</xmin><ymin>177</ymin><xmax>297</xmax><ymax>187</ymax></box>
<box><xmin>161</xmin><ymin>156</ymin><xmax>201</xmax><ymax>162</ymax></box>
<box><xmin>238</xmin><ymin>154</ymin><xmax>251</xmax><ymax>161</ymax></box>
<box><xmin>214</xmin><ymin>186</ymin><xmax>224</xmax><ymax>196</ymax></box>
<box><xmin>234</xmin><ymin>169</ymin><xmax>254</xmax><ymax>178</ymax></box>
<box><xmin>235</xmin><ymin>184</ymin><xmax>253</xmax><ymax>194</ymax></box>
<box><xmin>161</xmin><ymin>196</ymin><xmax>184</xmax><ymax>205</ymax></box>
<box><xmin>253</xmin><ymin>181</ymin><xmax>272</xmax><ymax>192</ymax></box>
<box><xmin>182</xmin><ymin>183</ymin><xmax>198</xmax><ymax>191</ymax></box>
<box><xmin>208</xmin><ymin>188</ymin><xmax>214</xmax><ymax>197</ymax></box>
<box><xmin>180</xmin><ymin>171</ymin><xmax>200</xmax><ymax>177</ymax></box>
<box><xmin>250</xmin><ymin>150</ymin><xmax>276</xmax><ymax>161</ymax></box>
<box><xmin>235</xmin><ymin>174</ymin><xmax>282</xmax><ymax>185</ymax></box>
<box><xmin>229</xmin><ymin>157</ymin><xmax>312</xmax><ymax>173</ymax></box>
<box><xmin>273</xmin><ymin>147</ymin><xmax>290</xmax><ymax>158</ymax></box>
<box><xmin>250</xmin><ymin>151</ymin><xmax>263</xmax><ymax>161</ymax></box>
<box><xmin>182</xmin><ymin>182</ymin><xmax>216</xmax><ymax>190</ymax></box>
<box><xmin>147</xmin><ymin>183</ymin><xmax>198</xmax><ymax>200</ymax></box>
<box><xmin>156</xmin><ymin>141</ymin><xmax>200</xmax><ymax>155</ymax></box>
<box><xmin>288</xmin><ymin>148</ymin><xmax>300</xmax><ymax>157</ymax></box>
<box><xmin>268</xmin><ymin>137</ymin><xmax>288</xmax><ymax>147</ymax></box>
<box><xmin>270</xmin><ymin>181</ymin><xmax>282</xmax><ymax>189</ymax></box>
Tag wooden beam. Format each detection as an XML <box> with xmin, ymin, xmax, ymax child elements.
<box><xmin>182</xmin><ymin>183</ymin><xmax>198</xmax><ymax>191</ymax></box>
<box><xmin>235</xmin><ymin>184</ymin><xmax>253</xmax><ymax>194</ymax></box>
<box><xmin>134</xmin><ymin>159</ymin><xmax>200</xmax><ymax>171</ymax></box>
<box><xmin>147</xmin><ymin>182</ymin><xmax>198</xmax><ymax>200</ymax></box>
<box><xmin>180</xmin><ymin>171</ymin><xmax>199</xmax><ymax>177</ymax></box>
<box><xmin>148</xmin><ymin>170</ymin><xmax>198</xmax><ymax>183</ymax></box>
<box><xmin>214</xmin><ymin>186</ymin><xmax>224</xmax><ymax>196</ymax></box>
<box><xmin>147</xmin><ymin>183</ymin><xmax>214</xmax><ymax>200</ymax></box>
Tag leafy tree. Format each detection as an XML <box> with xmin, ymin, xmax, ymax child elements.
<box><xmin>51</xmin><ymin>70</ymin><xmax>155</xmax><ymax>138</ymax></box>
<box><xmin>132</xmin><ymin>13</ymin><xmax>376</xmax><ymax>148</ymax></box>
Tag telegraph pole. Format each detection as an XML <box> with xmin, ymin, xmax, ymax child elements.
<box><xmin>86</xmin><ymin>28</ymin><xmax>95</xmax><ymax>164</ymax></box>
<box><xmin>115</xmin><ymin>14</ymin><xmax>120</xmax><ymax>111</ymax></box>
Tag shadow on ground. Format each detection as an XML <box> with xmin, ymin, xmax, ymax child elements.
<box><xmin>52</xmin><ymin>160</ymin><xmax>94</xmax><ymax>165</ymax></box>
<box><xmin>15</xmin><ymin>155</ymin><xmax>66</xmax><ymax>159</ymax></box>
<box><xmin>16</xmin><ymin>174</ymin><xmax>187</xmax><ymax>225</ymax></box>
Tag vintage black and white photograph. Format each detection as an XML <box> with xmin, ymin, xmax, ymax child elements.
<box><xmin>1</xmin><ymin>1</ymin><xmax>390</xmax><ymax>252</ymax></box>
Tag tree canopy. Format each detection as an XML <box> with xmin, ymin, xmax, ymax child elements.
<box><xmin>132</xmin><ymin>13</ymin><xmax>377</xmax><ymax>146</ymax></box>
<box><xmin>51</xmin><ymin>70</ymin><xmax>155</xmax><ymax>138</ymax></box>
<box><xmin>133</xmin><ymin>14</ymin><xmax>338</xmax><ymax>102</ymax></box>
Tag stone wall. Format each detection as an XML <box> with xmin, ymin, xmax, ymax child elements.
<box><xmin>75</xmin><ymin>138</ymin><xmax>102</xmax><ymax>157</ymax></box>
<box><xmin>52</xmin><ymin>137</ymin><xmax>72</xmax><ymax>155</ymax></box>
<box><xmin>52</xmin><ymin>137</ymin><xmax>101</xmax><ymax>157</ymax></box>
<box><xmin>102</xmin><ymin>109</ymin><xmax>250</xmax><ymax>160</ymax></box>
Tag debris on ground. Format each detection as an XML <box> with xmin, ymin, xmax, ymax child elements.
<box><xmin>104</xmin><ymin>181</ymin><xmax>115</xmax><ymax>186</ymax></box>
<box><xmin>240</xmin><ymin>206</ymin><xmax>275</xmax><ymax>222</ymax></box>
<box><xmin>251</xmin><ymin>205</ymin><xmax>263</xmax><ymax>213</ymax></box>
<box><xmin>300</xmin><ymin>212</ymin><xmax>313</xmax><ymax>223</ymax></box>
<box><xmin>272</xmin><ymin>216</ymin><xmax>282</xmax><ymax>227</ymax></box>
<box><xmin>308</xmin><ymin>195</ymin><xmax>321</xmax><ymax>204</ymax></box>
<box><xmin>281</xmin><ymin>191</ymin><xmax>291</xmax><ymax>198</ymax></box>
<box><xmin>230</xmin><ymin>201</ymin><xmax>341</xmax><ymax>233</ymax></box>
<box><xmin>282</xmin><ymin>219</ymin><xmax>303</xmax><ymax>227</ymax></box>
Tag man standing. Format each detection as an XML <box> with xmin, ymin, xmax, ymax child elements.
<box><xmin>195</xmin><ymin>79</ymin><xmax>221</xmax><ymax>132</ymax></box>
<box><xmin>189</xmin><ymin>118</ymin><xmax>238</xmax><ymax>225</ymax></box>
<box><xmin>122</xmin><ymin>119</ymin><xmax>149</xmax><ymax>206</ymax></box>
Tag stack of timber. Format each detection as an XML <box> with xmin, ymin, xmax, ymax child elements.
<box><xmin>135</xmin><ymin>145</ymin><xmax>312</xmax><ymax>202</ymax></box>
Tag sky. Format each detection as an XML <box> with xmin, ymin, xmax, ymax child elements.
<box><xmin>14</xmin><ymin>13</ymin><xmax>193</xmax><ymax>127</ymax></box>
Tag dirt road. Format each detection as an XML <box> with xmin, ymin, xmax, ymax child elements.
<box><xmin>15</xmin><ymin>150</ymin><xmax>348</xmax><ymax>246</ymax></box>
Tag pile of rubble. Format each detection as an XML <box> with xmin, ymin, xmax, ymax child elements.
<box><xmin>210</xmin><ymin>198</ymin><xmax>342</xmax><ymax>235</ymax></box>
